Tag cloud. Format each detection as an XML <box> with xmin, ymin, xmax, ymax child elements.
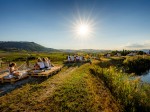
<box><xmin>122</xmin><ymin>41</ymin><xmax>150</xmax><ymax>50</ymax></box>
<box><xmin>125</xmin><ymin>43</ymin><xmax>145</xmax><ymax>48</ymax></box>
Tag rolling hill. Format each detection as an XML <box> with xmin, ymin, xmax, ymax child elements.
<box><xmin>0</xmin><ymin>41</ymin><xmax>58</xmax><ymax>52</ymax></box>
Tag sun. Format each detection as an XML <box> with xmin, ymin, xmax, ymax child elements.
<box><xmin>69</xmin><ymin>11</ymin><xmax>96</xmax><ymax>39</ymax></box>
<box><xmin>73</xmin><ymin>20</ymin><xmax>94</xmax><ymax>39</ymax></box>
<box><xmin>76</xmin><ymin>23</ymin><xmax>90</xmax><ymax>36</ymax></box>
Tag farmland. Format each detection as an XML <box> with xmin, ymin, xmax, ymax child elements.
<box><xmin>0</xmin><ymin>51</ymin><xmax>150</xmax><ymax>112</ymax></box>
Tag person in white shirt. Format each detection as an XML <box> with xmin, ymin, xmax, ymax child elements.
<box><xmin>70</xmin><ymin>56</ymin><xmax>74</xmax><ymax>62</ymax></box>
<box><xmin>67</xmin><ymin>55</ymin><xmax>71</xmax><ymax>62</ymax></box>
<box><xmin>43</xmin><ymin>57</ymin><xmax>50</xmax><ymax>68</ymax></box>
<box><xmin>34</xmin><ymin>58</ymin><xmax>45</xmax><ymax>70</ymax></box>
<box><xmin>79</xmin><ymin>56</ymin><xmax>83</xmax><ymax>61</ymax></box>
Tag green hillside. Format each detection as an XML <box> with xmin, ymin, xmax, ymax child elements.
<box><xmin>0</xmin><ymin>41</ymin><xmax>58</xmax><ymax>52</ymax></box>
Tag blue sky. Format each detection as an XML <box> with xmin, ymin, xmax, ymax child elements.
<box><xmin>0</xmin><ymin>0</ymin><xmax>150</xmax><ymax>50</ymax></box>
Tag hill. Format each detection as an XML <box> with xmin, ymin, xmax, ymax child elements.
<box><xmin>0</xmin><ymin>41</ymin><xmax>58</xmax><ymax>52</ymax></box>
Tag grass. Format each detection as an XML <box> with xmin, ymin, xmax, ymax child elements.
<box><xmin>0</xmin><ymin>51</ymin><xmax>67</xmax><ymax>62</ymax></box>
<box><xmin>0</xmin><ymin>52</ymin><xmax>67</xmax><ymax>71</ymax></box>
<box><xmin>99</xmin><ymin>55</ymin><xmax>150</xmax><ymax>75</ymax></box>
<box><xmin>90</xmin><ymin>64</ymin><xmax>150</xmax><ymax>112</ymax></box>
<box><xmin>0</xmin><ymin>62</ymin><xmax>122</xmax><ymax>112</ymax></box>
<box><xmin>1</xmin><ymin>53</ymin><xmax>150</xmax><ymax>111</ymax></box>
<box><xmin>43</xmin><ymin>63</ymin><xmax>121</xmax><ymax>112</ymax></box>
<box><xmin>123</xmin><ymin>55</ymin><xmax>150</xmax><ymax>74</ymax></box>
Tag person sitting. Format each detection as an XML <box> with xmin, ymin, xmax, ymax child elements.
<box><xmin>67</xmin><ymin>55</ymin><xmax>71</xmax><ymax>62</ymax></box>
<box><xmin>70</xmin><ymin>56</ymin><xmax>74</xmax><ymax>62</ymax></box>
<box><xmin>74</xmin><ymin>55</ymin><xmax>77</xmax><ymax>62</ymax></box>
<box><xmin>43</xmin><ymin>57</ymin><xmax>51</xmax><ymax>69</ymax></box>
<box><xmin>4</xmin><ymin>62</ymin><xmax>28</xmax><ymax>79</ymax></box>
<box><xmin>76</xmin><ymin>55</ymin><xmax>80</xmax><ymax>62</ymax></box>
<box><xmin>6</xmin><ymin>62</ymin><xmax>20</xmax><ymax>78</ymax></box>
<box><xmin>46</xmin><ymin>57</ymin><xmax>54</xmax><ymax>67</ymax></box>
<box><xmin>34</xmin><ymin>58</ymin><xmax>45</xmax><ymax>70</ymax></box>
<box><xmin>34</xmin><ymin>63</ymin><xmax>40</xmax><ymax>70</ymax></box>
<box><xmin>79</xmin><ymin>56</ymin><xmax>83</xmax><ymax>62</ymax></box>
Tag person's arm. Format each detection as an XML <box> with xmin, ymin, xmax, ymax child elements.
<box><xmin>10</xmin><ymin>67</ymin><xmax>17</xmax><ymax>74</ymax></box>
<box><xmin>14</xmin><ymin>67</ymin><xmax>18</xmax><ymax>71</ymax></box>
<box><xmin>9</xmin><ymin>67</ymin><xmax>13</xmax><ymax>74</ymax></box>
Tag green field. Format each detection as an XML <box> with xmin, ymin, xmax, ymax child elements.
<box><xmin>0</xmin><ymin>52</ymin><xmax>150</xmax><ymax>112</ymax></box>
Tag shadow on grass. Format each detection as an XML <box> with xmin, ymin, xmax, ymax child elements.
<box><xmin>0</xmin><ymin>74</ymin><xmax>56</xmax><ymax>97</ymax></box>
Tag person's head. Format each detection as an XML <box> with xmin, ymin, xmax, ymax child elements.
<box><xmin>45</xmin><ymin>57</ymin><xmax>50</xmax><ymax>61</ymax></box>
<box><xmin>42</xmin><ymin>58</ymin><xmax>46</xmax><ymax>62</ymax></box>
<box><xmin>9</xmin><ymin>63</ymin><xmax>12</xmax><ymax>67</ymax></box>
<box><xmin>9</xmin><ymin>62</ymin><xmax>16</xmax><ymax>67</ymax></box>
<box><xmin>37</xmin><ymin>57</ymin><xmax>42</xmax><ymax>62</ymax></box>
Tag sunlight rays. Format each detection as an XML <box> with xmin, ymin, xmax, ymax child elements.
<box><xmin>69</xmin><ymin>10</ymin><xmax>96</xmax><ymax>40</ymax></box>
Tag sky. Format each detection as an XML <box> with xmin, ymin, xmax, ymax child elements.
<box><xmin>0</xmin><ymin>0</ymin><xmax>150</xmax><ymax>50</ymax></box>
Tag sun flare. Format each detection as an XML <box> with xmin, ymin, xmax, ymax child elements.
<box><xmin>73</xmin><ymin>20</ymin><xmax>94</xmax><ymax>39</ymax></box>
<box><xmin>69</xmin><ymin>11</ymin><xmax>96</xmax><ymax>39</ymax></box>
<box><xmin>76</xmin><ymin>24</ymin><xmax>90</xmax><ymax>36</ymax></box>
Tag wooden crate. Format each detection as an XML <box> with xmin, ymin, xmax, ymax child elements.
<box><xmin>1</xmin><ymin>70</ymin><xmax>30</xmax><ymax>84</ymax></box>
<box><xmin>29</xmin><ymin>66</ymin><xmax>62</xmax><ymax>78</ymax></box>
<box><xmin>0</xmin><ymin>72</ymin><xmax>9</xmax><ymax>83</ymax></box>
<box><xmin>3</xmin><ymin>74</ymin><xmax>29</xmax><ymax>84</ymax></box>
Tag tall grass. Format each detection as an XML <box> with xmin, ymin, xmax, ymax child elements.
<box><xmin>123</xmin><ymin>55</ymin><xmax>150</xmax><ymax>74</ymax></box>
<box><xmin>100</xmin><ymin>55</ymin><xmax>150</xmax><ymax>75</ymax></box>
<box><xmin>90</xmin><ymin>65</ymin><xmax>150</xmax><ymax>112</ymax></box>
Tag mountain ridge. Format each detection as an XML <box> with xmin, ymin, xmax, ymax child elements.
<box><xmin>0</xmin><ymin>41</ymin><xmax>58</xmax><ymax>52</ymax></box>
